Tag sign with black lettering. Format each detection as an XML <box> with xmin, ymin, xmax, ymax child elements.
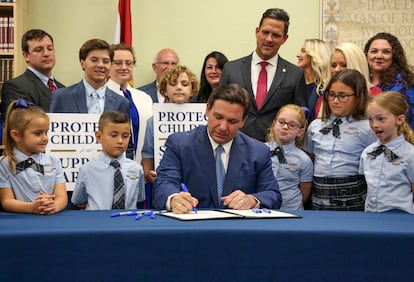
<box><xmin>46</xmin><ymin>114</ymin><xmax>100</xmax><ymax>191</ymax></box>
<box><xmin>153</xmin><ymin>103</ymin><xmax>207</xmax><ymax>168</ymax></box>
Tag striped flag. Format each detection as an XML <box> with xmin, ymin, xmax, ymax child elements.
<box><xmin>113</xmin><ymin>0</ymin><xmax>132</xmax><ymax>46</ymax></box>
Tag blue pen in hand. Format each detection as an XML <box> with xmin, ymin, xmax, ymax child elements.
<box><xmin>180</xmin><ymin>183</ymin><xmax>198</xmax><ymax>213</ymax></box>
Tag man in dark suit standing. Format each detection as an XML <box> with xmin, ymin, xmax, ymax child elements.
<box><xmin>1</xmin><ymin>29</ymin><xmax>65</xmax><ymax>122</ymax></box>
<box><xmin>137</xmin><ymin>48</ymin><xmax>179</xmax><ymax>103</ymax></box>
<box><xmin>153</xmin><ymin>84</ymin><xmax>281</xmax><ymax>213</ymax></box>
<box><xmin>220</xmin><ymin>8</ymin><xmax>307</xmax><ymax>142</ymax></box>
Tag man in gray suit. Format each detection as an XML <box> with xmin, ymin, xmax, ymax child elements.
<box><xmin>220</xmin><ymin>8</ymin><xmax>307</xmax><ymax>142</ymax></box>
<box><xmin>1</xmin><ymin>29</ymin><xmax>65</xmax><ymax>122</ymax></box>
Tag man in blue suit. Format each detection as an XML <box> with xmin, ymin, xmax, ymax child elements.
<box><xmin>153</xmin><ymin>84</ymin><xmax>281</xmax><ymax>213</ymax></box>
<box><xmin>137</xmin><ymin>48</ymin><xmax>179</xmax><ymax>103</ymax></box>
<box><xmin>49</xmin><ymin>39</ymin><xmax>129</xmax><ymax>115</ymax></box>
<box><xmin>219</xmin><ymin>8</ymin><xmax>307</xmax><ymax>142</ymax></box>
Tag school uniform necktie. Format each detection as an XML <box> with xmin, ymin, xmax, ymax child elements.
<box><xmin>122</xmin><ymin>89</ymin><xmax>140</xmax><ymax>153</ymax></box>
<box><xmin>47</xmin><ymin>78</ymin><xmax>57</xmax><ymax>93</ymax></box>
<box><xmin>15</xmin><ymin>158</ymin><xmax>44</xmax><ymax>175</ymax></box>
<box><xmin>110</xmin><ymin>160</ymin><xmax>125</xmax><ymax>209</ymax></box>
<box><xmin>319</xmin><ymin>118</ymin><xmax>342</xmax><ymax>138</ymax></box>
<box><xmin>272</xmin><ymin>146</ymin><xmax>287</xmax><ymax>164</ymax></box>
<box><xmin>367</xmin><ymin>145</ymin><xmax>399</xmax><ymax>162</ymax></box>
<box><xmin>215</xmin><ymin>145</ymin><xmax>225</xmax><ymax>206</ymax></box>
<box><xmin>256</xmin><ymin>61</ymin><xmax>269</xmax><ymax>110</ymax></box>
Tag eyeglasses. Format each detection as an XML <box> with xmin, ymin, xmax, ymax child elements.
<box><xmin>155</xmin><ymin>61</ymin><xmax>178</xmax><ymax>66</ymax></box>
<box><xmin>276</xmin><ymin>119</ymin><xmax>300</xmax><ymax>130</ymax></box>
<box><xmin>325</xmin><ymin>92</ymin><xmax>356</xmax><ymax>102</ymax></box>
<box><xmin>113</xmin><ymin>60</ymin><xmax>134</xmax><ymax>68</ymax></box>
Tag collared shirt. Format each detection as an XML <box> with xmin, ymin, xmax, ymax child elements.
<box><xmin>359</xmin><ymin>135</ymin><xmax>414</xmax><ymax>214</ymax></box>
<box><xmin>0</xmin><ymin>149</ymin><xmax>65</xmax><ymax>202</ymax></box>
<box><xmin>72</xmin><ymin>152</ymin><xmax>145</xmax><ymax>210</ymax></box>
<box><xmin>266</xmin><ymin>141</ymin><xmax>313</xmax><ymax>210</ymax></box>
<box><xmin>251</xmin><ymin>51</ymin><xmax>278</xmax><ymax>98</ymax></box>
<box><xmin>207</xmin><ymin>129</ymin><xmax>233</xmax><ymax>172</ymax></box>
<box><xmin>304</xmin><ymin>115</ymin><xmax>376</xmax><ymax>177</ymax></box>
<box><xmin>83</xmin><ymin>78</ymin><xmax>106</xmax><ymax>114</ymax></box>
<box><xmin>28</xmin><ymin>66</ymin><xmax>55</xmax><ymax>88</ymax></box>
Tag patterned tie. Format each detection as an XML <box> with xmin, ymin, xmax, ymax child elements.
<box><xmin>272</xmin><ymin>146</ymin><xmax>287</xmax><ymax>164</ymax></box>
<box><xmin>319</xmin><ymin>118</ymin><xmax>342</xmax><ymax>138</ymax></box>
<box><xmin>122</xmin><ymin>89</ymin><xmax>140</xmax><ymax>153</ymax></box>
<box><xmin>256</xmin><ymin>61</ymin><xmax>268</xmax><ymax>110</ymax></box>
<box><xmin>367</xmin><ymin>145</ymin><xmax>399</xmax><ymax>162</ymax></box>
<box><xmin>110</xmin><ymin>160</ymin><xmax>125</xmax><ymax>209</ymax></box>
<box><xmin>88</xmin><ymin>92</ymin><xmax>103</xmax><ymax>114</ymax></box>
<box><xmin>15</xmin><ymin>158</ymin><xmax>44</xmax><ymax>175</ymax></box>
<box><xmin>215</xmin><ymin>145</ymin><xmax>225</xmax><ymax>206</ymax></box>
<box><xmin>47</xmin><ymin>78</ymin><xmax>57</xmax><ymax>93</ymax></box>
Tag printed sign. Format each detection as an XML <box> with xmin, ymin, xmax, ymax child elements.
<box><xmin>153</xmin><ymin>103</ymin><xmax>208</xmax><ymax>168</ymax></box>
<box><xmin>46</xmin><ymin>114</ymin><xmax>101</xmax><ymax>191</ymax></box>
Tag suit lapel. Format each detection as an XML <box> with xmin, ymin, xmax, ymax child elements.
<box><xmin>262</xmin><ymin>57</ymin><xmax>288</xmax><ymax>109</ymax></box>
<box><xmin>74</xmin><ymin>81</ymin><xmax>88</xmax><ymax>113</ymax></box>
<box><xmin>25</xmin><ymin>70</ymin><xmax>52</xmax><ymax>100</ymax></box>
<box><xmin>103</xmin><ymin>88</ymin><xmax>114</xmax><ymax>112</ymax></box>
<box><xmin>195</xmin><ymin>127</ymin><xmax>219</xmax><ymax>206</ymax></box>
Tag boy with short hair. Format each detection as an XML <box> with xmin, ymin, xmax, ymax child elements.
<box><xmin>72</xmin><ymin>111</ymin><xmax>145</xmax><ymax>210</ymax></box>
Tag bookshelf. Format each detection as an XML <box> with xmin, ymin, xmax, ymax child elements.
<box><xmin>0</xmin><ymin>0</ymin><xmax>28</xmax><ymax>89</ymax></box>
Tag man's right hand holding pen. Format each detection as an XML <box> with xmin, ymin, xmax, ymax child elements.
<box><xmin>170</xmin><ymin>183</ymin><xmax>199</xmax><ymax>214</ymax></box>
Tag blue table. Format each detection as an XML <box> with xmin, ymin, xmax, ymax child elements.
<box><xmin>0</xmin><ymin>210</ymin><xmax>413</xmax><ymax>281</ymax></box>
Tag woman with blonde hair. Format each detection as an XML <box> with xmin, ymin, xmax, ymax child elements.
<box><xmin>297</xmin><ymin>39</ymin><xmax>331</xmax><ymax>122</ymax></box>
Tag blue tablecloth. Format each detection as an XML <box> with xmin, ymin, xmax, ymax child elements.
<box><xmin>0</xmin><ymin>210</ymin><xmax>413</xmax><ymax>281</ymax></box>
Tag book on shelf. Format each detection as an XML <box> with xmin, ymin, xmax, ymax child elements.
<box><xmin>0</xmin><ymin>17</ymin><xmax>14</xmax><ymax>53</ymax></box>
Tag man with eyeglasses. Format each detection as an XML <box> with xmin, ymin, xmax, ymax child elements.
<box><xmin>138</xmin><ymin>48</ymin><xmax>179</xmax><ymax>103</ymax></box>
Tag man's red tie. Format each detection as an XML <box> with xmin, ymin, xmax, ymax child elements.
<box><xmin>256</xmin><ymin>61</ymin><xmax>268</xmax><ymax>110</ymax></box>
<box><xmin>48</xmin><ymin>78</ymin><xmax>57</xmax><ymax>93</ymax></box>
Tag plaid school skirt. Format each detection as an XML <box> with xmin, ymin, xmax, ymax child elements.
<box><xmin>312</xmin><ymin>175</ymin><xmax>367</xmax><ymax>211</ymax></box>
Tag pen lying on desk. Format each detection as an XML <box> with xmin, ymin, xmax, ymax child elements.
<box><xmin>180</xmin><ymin>183</ymin><xmax>198</xmax><ymax>213</ymax></box>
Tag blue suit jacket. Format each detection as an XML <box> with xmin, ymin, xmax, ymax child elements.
<box><xmin>49</xmin><ymin>80</ymin><xmax>130</xmax><ymax>114</ymax></box>
<box><xmin>138</xmin><ymin>81</ymin><xmax>158</xmax><ymax>103</ymax></box>
<box><xmin>153</xmin><ymin>125</ymin><xmax>282</xmax><ymax>209</ymax></box>
<box><xmin>220</xmin><ymin>54</ymin><xmax>307</xmax><ymax>141</ymax></box>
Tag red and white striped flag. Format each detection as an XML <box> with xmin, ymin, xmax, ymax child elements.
<box><xmin>113</xmin><ymin>0</ymin><xmax>132</xmax><ymax>46</ymax></box>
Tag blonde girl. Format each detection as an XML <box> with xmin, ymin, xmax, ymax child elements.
<box><xmin>266</xmin><ymin>104</ymin><xmax>313</xmax><ymax>210</ymax></box>
<box><xmin>360</xmin><ymin>91</ymin><xmax>414</xmax><ymax>213</ymax></box>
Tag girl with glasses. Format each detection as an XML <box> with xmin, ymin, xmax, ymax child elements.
<box><xmin>265</xmin><ymin>104</ymin><xmax>313</xmax><ymax>210</ymax></box>
<box><xmin>304</xmin><ymin>69</ymin><xmax>376</xmax><ymax>211</ymax></box>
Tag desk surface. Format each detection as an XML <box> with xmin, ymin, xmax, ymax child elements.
<box><xmin>1</xmin><ymin>210</ymin><xmax>413</xmax><ymax>282</ymax></box>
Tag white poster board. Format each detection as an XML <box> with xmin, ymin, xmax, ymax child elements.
<box><xmin>153</xmin><ymin>103</ymin><xmax>208</xmax><ymax>168</ymax></box>
<box><xmin>46</xmin><ymin>114</ymin><xmax>101</xmax><ymax>191</ymax></box>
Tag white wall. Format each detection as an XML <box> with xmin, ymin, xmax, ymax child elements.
<box><xmin>28</xmin><ymin>0</ymin><xmax>321</xmax><ymax>86</ymax></box>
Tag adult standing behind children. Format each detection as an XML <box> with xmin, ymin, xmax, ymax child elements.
<box><xmin>72</xmin><ymin>111</ymin><xmax>145</xmax><ymax>210</ymax></box>
<box><xmin>0</xmin><ymin>99</ymin><xmax>67</xmax><ymax>214</ymax></box>
<box><xmin>193</xmin><ymin>51</ymin><xmax>228</xmax><ymax>103</ymax></box>
<box><xmin>1</xmin><ymin>29</ymin><xmax>65</xmax><ymax>122</ymax></box>
<box><xmin>219</xmin><ymin>8</ymin><xmax>307</xmax><ymax>142</ymax></box>
<box><xmin>153</xmin><ymin>84</ymin><xmax>281</xmax><ymax>213</ymax></box>
<box><xmin>107</xmin><ymin>43</ymin><xmax>153</xmax><ymax>163</ymax></box>
<box><xmin>138</xmin><ymin>48</ymin><xmax>179</xmax><ymax>103</ymax></box>
<box><xmin>364</xmin><ymin>32</ymin><xmax>414</xmax><ymax>129</ymax></box>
